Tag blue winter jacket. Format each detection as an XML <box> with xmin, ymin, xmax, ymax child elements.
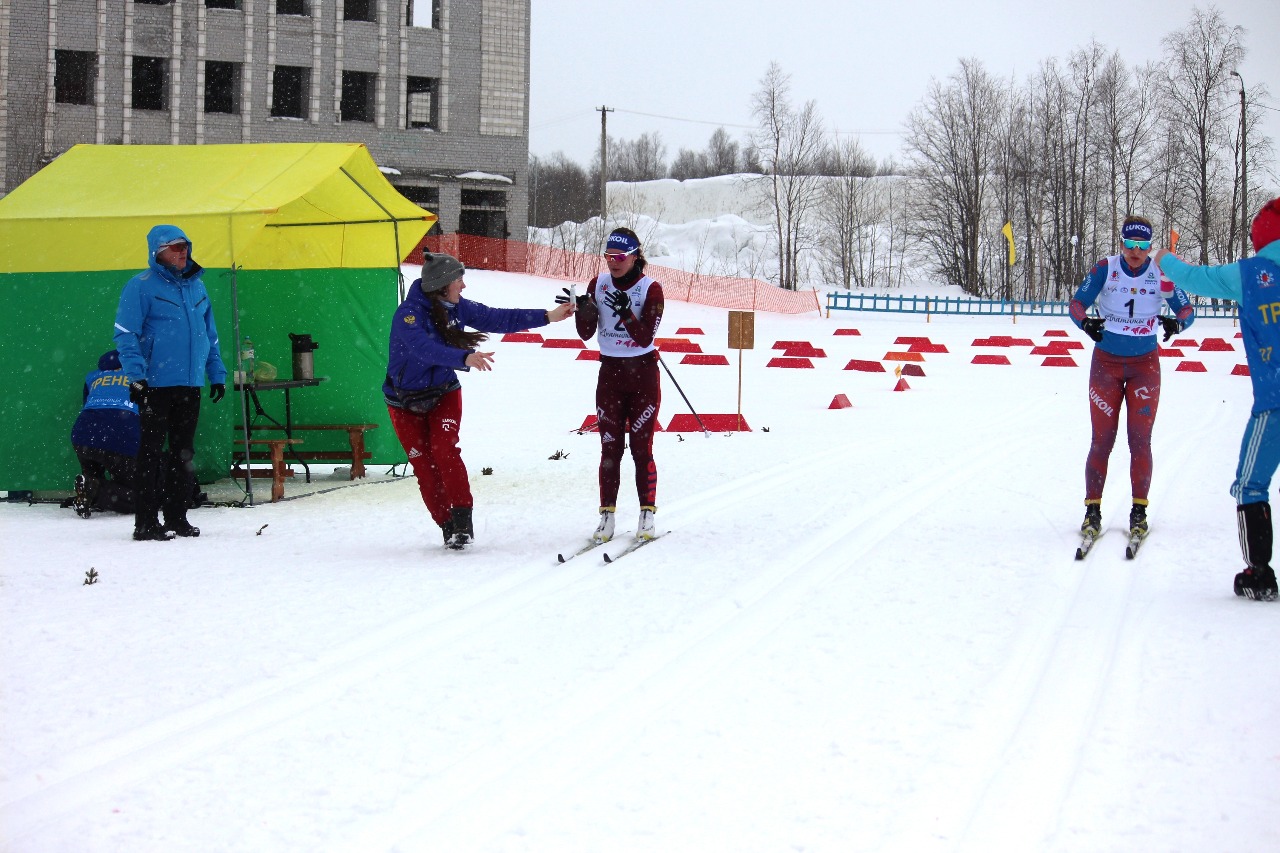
<box><xmin>383</xmin><ymin>278</ymin><xmax>550</xmax><ymax>404</ymax></box>
<box><xmin>70</xmin><ymin>349</ymin><xmax>140</xmax><ymax>456</ymax></box>
<box><xmin>1159</xmin><ymin>241</ymin><xmax>1280</xmax><ymax>414</ymax></box>
<box><xmin>113</xmin><ymin>225</ymin><xmax>227</xmax><ymax>388</ymax></box>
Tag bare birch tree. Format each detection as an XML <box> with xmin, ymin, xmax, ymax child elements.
<box><xmin>903</xmin><ymin>58</ymin><xmax>1007</xmax><ymax>294</ymax></box>
<box><xmin>750</xmin><ymin>62</ymin><xmax>826</xmax><ymax>290</ymax></box>
<box><xmin>1161</xmin><ymin>7</ymin><xmax>1245</xmax><ymax>264</ymax></box>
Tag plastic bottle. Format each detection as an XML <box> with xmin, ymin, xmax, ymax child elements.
<box><xmin>241</xmin><ymin>337</ymin><xmax>256</xmax><ymax>384</ymax></box>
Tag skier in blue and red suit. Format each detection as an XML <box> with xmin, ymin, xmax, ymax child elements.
<box><xmin>567</xmin><ymin>227</ymin><xmax>665</xmax><ymax>545</ymax></box>
<box><xmin>1155</xmin><ymin>198</ymin><xmax>1280</xmax><ymax>601</ymax></box>
<box><xmin>1069</xmin><ymin>214</ymin><xmax>1196</xmax><ymax>540</ymax></box>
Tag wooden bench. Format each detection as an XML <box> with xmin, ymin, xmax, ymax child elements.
<box><xmin>233</xmin><ymin>438</ymin><xmax>303</xmax><ymax>502</ymax></box>
<box><xmin>235</xmin><ymin>423</ymin><xmax>378</xmax><ymax>478</ymax></box>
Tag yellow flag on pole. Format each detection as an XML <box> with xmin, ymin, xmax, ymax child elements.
<box><xmin>1001</xmin><ymin>221</ymin><xmax>1016</xmax><ymax>266</ymax></box>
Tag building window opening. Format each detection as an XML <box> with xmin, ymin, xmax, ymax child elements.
<box><xmin>341</xmin><ymin>71</ymin><xmax>375</xmax><ymax>123</ymax></box>
<box><xmin>407</xmin><ymin>0</ymin><xmax>441</xmax><ymax>28</ymax></box>
<box><xmin>132</xmin><ymin>56</ymin><xmax>169</xmax><ymax>111</ymax></box>
<box><xmin>135</xmin><ymin>0</ymin><xmax>172</xmax><ymax>5</ymax></box>
<box><xmin>406</xmin><ymin>77</ymin><xmax>438</xmax><ymax>129</ymax></box>
<box><xmin>204</xmin><ymin>0</ymin><xmax>240</xmax><ymax>9</ymax></box>
<box><xmin>276</xmin><ymin>0</ymin><xmax>309</xmax><ymax>16</ymax></box>
<box><xmin>460</xmin><ymin>189</ymin><xmax>509</xmax><ymax>239</ymax></box>
<box><xmin>55</xmin><ymin>50</ymin><xmax>96</xmax><ymax>105</ymax></box>
<box><xmin>344</xmin><ymin>0</ymin><xmax>375</xmax><ymax>22</ymax></box>
<box><xmin>204</xmin><ymin>61</ymin><xmax>240</xmax><ymax>114</ymax></box>
<box><xmin>271</xmin><ymin>66</ymin><xmax>309</xmax><ymax>119</ymax></box>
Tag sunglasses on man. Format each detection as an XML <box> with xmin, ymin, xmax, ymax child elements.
<box><xmin>1122</xmin><ymin>238</ymin><xmax>1152</xmax><ymax>250</ymax></box>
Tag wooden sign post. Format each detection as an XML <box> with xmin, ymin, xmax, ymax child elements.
<box><xmin>727</xmin><ymin>311</ymin><xmax>755</xmax><ymax>432</ymax></box>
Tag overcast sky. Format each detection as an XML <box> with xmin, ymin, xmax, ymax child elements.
<box><xmin>528</xmin><ymin>0</ymin><xmax>1280</xmax><ymax>187</ymax></box>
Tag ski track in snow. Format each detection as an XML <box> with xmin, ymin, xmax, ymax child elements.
<box><xmin>7</xmin><ymin>401</ymin><xmax>1049</xmax><ymax>850</ymax></box>
<box><xmin>337</xmin><ymin>406</ymin><xmax>1051</xmax><ymax>850</ymax></box>
<box><xmin>889</xmin><ymin>391</ymin><xmax>1239</xmax><ymax>852</ymax></box>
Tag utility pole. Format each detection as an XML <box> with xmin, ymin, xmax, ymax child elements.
<box><xmin>597</xmin><ymin>105</ymin><xmax>613</xmax><ymax>223</ymax></box>
<box><xmin>1231</xmin><ymin>71</ymin><xmax>1248</xmax><ymax>259</ymax></box>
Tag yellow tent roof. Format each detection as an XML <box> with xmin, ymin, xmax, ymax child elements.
<box><xmin>0</xmin><ymin>143</ymin><xmax>436</xmax><ymax>273</ymax></box>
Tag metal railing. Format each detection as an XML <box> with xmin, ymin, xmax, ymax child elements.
<box><xmin>825</xmin><ymin>291</ymin><xmax>1240</xmax><ymax>320</ymax></box>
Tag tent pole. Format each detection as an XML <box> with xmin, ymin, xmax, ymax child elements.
<box><xmin>228</xmin><ymin>257</ymin><xmax>255</xmax><ymax>506</ymax></box>
<box><xmin>338</xmin><ymin>165</ymin><xmax>408</xmax><ymax>297</ymax></box>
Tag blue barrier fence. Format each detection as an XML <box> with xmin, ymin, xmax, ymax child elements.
<box><xmin>825</xmin><ymin>291</ymin><xmax>1240</xmax><ymax>320</ymax></box>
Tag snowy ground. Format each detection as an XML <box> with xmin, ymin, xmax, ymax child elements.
<box><xmin>3</xmin><ymin>268</ymin><xmax>1278</xmax><ymax>852</ymax></box>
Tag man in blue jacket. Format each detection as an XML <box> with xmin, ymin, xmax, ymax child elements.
<box><xmin>1156</xmin><ymin>198</ymin><xmax>1280</xmax><ymax>601</ymax></box>
<box><xmin>69</xmin><ymin>349</ymin><xmax>140</xmax><ymax>516</ymax></box>
<box><xmin>114</xmin><ymin>225</ymin><xmax>227</xmax><ymax>541</ymax></box>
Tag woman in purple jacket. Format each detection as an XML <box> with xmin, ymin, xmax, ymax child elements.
<box><xmin>384</xmin><ymin>253</ymin><xmax>574</xmax><ymax>550</ymax></box>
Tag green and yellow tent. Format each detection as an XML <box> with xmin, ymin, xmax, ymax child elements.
<box><xmin>0</xmin><ymin>142</ymin><xmax>435</xmax><ymax>493</ymax></box>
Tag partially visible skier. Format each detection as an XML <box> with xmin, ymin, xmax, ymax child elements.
<box><xmin>1155</xmin><ymin>197</ymin><xmax>1280</xmax><ymax>601</ymax></box>
<box><xmin>1069</xmin><ymin>214</ymin><xmax>1196</xmax><ymax>546</ymax></box>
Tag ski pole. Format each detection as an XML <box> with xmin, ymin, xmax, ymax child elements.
<box><xmin>657</xmin><ymin>352</ymin><xmax>710</xmax><ymax>436</ymax></box>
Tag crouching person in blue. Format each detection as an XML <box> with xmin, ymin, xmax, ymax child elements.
<box><xmin>114</xmin><ymin>225</ymin><xmax>227</xmax><ymax>541</ymax></box>
<box><xmin>384</xmin><ymin>252</ymin><xmax>575</xmax><ymax>550</ymax></box>
<box><xmin>70</xmin><ymin>349</ymin><xmax>140</xmax><ymax>516</ymax></box>
<box><xmin>1156</xmin><ymin>197</ymin><xmax>1280</xmax><ymax>601</ymax></box>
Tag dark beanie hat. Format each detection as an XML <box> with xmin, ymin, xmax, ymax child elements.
<box><xmin>1251</xmin><ymin>198</ymin><xmax>1280</xmax><ymax>253</ymax></box>
<box><xmin>417</xmin><ymin>252</ymin><xmax>465</xmax><ymax>294</ymax></box>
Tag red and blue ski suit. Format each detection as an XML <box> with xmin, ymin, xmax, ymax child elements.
<box><xmin>1070</xmin><ymin>256</ymin><xmax>1195</xmax><ymax>504</ymax></box>
<box><xmin>575</xmin><ymin>268</ymin><xmax>665</xmax><ymax>510</ymax></box>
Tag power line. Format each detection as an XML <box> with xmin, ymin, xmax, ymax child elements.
<box><xmin>613</xmin><ymin>108</ymin><xmax>904</xmax><ymax>138</ymax></box>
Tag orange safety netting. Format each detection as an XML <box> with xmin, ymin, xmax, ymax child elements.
<box><xmin>410</xmin><ymin>235</ymin><xmax>823</xmax><ymax>316</ymax></box>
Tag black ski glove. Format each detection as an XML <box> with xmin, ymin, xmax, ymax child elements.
<box><xmin>129</xmin><ymin>379</ymin><xmax>149</xmax><ymax>405</ymax></box>
<box><xmin>604</xmin><ymin>288</ymin><xmax>633</xmax><ymax>320</ymax></box>
<box><xmin>210</xmin><ymin>383</ymin><xmax>225</xmax><ymax>403</ymax></box>
<box><xmin>555</xmin><ymin>287</ymin><xmax>591</xmax><ymax>309</ymax></box>
<box><xmin>1160</xmin><ymin>315</ymin><xmax>1182</xmax><ymax>343</ymax></box>
<box><xmin>1081</xmin><ymin>317</ymin><xmax>1104</xmax><ymax>343</ymax></box>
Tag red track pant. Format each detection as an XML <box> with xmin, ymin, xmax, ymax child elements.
<box><xmin>1085</xmin><ymin>348</ymin><xmax>1161</xmax><ymax>502</ymax></box>
<box><xmin>388</xmin><ymin>389</ymin><xmax>470</xmax><ymax>526</ymax></box>
<box><xmin>596</xmin><ymin>351</ymin><xmax>661</xmax><ymax>508</ymax></box>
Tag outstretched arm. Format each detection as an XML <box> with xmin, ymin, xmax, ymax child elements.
<box><xmin>1155</xmin><ymin>249</ymin><xmax>1243</xmax><ymax>302</ymax></box>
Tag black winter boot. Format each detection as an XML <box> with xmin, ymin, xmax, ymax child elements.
<box><xmin>133</xmin><ymin>519</ymin><xmax>175</xmax><ymax>541</ymax></box>
<box><xmin>1235</xmin><ymin>503</ymin><xmax>1278</xmax><ymax>601</ymax></box>
<box><xmin>1129</xmin><ymin>502</ymin><xmax>1149</xmax><ymax>536</ymax></box>
<box><xmin>73</xmin><ymin>474</ymin><xmax>93</xmax><ymax>519</ymax></box>
<box><xmin>163</xmin><ymin>507</ymin><xmax>200</xmax><ymax>537</ymax></box>
<box><xmin>439</xmin><ymin>517</ymin><xmax>456</xmax><ymax>545</ymax></box>
<box><xmin>447</xmin><ymin>506</ymin><xmax>474</xmax><ymax>550</ymax></box>
<box><xmin>1080</xmin><ymin>503</ymin><xmax>1102</xmax><ymax>536</ymax></box>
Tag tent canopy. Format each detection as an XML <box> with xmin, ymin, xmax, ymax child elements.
<box><xmin>0</xmin><ymin>143</ymin><xmax>434</xmax><ymax>493</ymax></box>
<box><xmin>0</xmin><ymin>142</ymin><xmax>435</xmax><ymax>273</ymax></box>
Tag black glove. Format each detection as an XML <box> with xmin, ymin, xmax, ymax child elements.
<box><xmin>1160</xmin><ymin>315</ymin><xmax>1182</xmax><ymax>343</ymax></box>
<box><xmin>128</xmin><ymin>379</ymin><xmax>149</xmax><ymax>405</ymax></box>
<box><xmin>210</xmin><ymin>383</ymin><xmax>225</xmax><ymax>403</ymax></box>
<box><xmin>555</xmin><ymin>287</ymin><xmax>590</xmax><ymax>309</ymax></box>
<box><xmin>1081</xmin><ymin>317</ymin><xmax>1104</xmax><ymax>343</ymax></box>
<box><xmin>604</xmin><ymin>288</ymin><xmax>633</xmax><ymax>320</ymax></box>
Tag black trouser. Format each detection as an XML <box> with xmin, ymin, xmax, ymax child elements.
<box><xmin>136</xmin><ymin>386</ymin><xmax>201</xmax><ymax>526</ymax></box>
<box><xmin>74</xmin><ymin>445</ymin><xmax>137</xmax><ymax>513</ymax></box>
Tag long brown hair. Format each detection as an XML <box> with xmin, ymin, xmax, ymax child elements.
<box><xmin>429</xmin><ymin>293</ymin><xmax>488</xmax><ymax>349</ymax></box>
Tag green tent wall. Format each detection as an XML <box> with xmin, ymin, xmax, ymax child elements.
<box><xmin>0</xmin><ymin>143</ymin><xmax>434</xmax><ymax>492</ymax></box>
